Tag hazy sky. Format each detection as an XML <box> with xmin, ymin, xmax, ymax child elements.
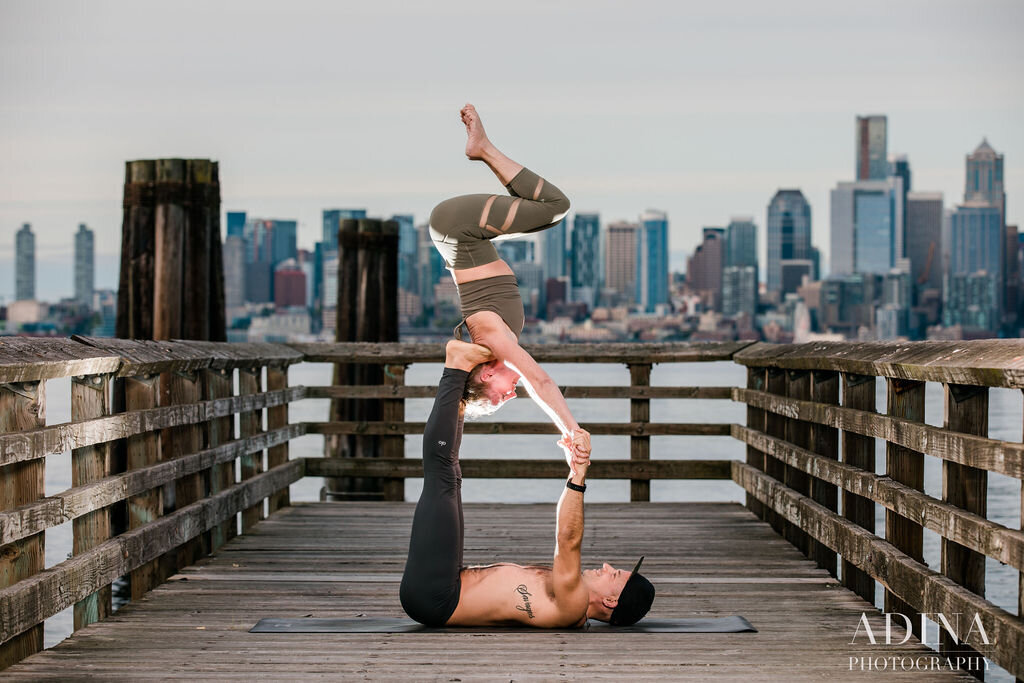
<box><xmin>2</xmin><ymin>0</ymin><xmax>1022</xmax><ymax>302</ymax></box>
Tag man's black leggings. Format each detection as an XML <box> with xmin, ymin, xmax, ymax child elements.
<box><xmin>399</xmin><ymin>367</ymin><xmax>467</xmax><ymax>626</ymax></box>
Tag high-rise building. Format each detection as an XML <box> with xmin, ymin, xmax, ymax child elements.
<box><xmin>725</xmin><ymin>217</ymin><xmax>757</xmax><ymax>270</ymax></box>
<box><xmin>74</xmin><ymin>223</ymin><xmax>95</xmax><ymax>307</ymax></box>
<box><xmin>905</xmin><ymin>192</ymin><xmax>943</xmax><ymax>296</ymax></box>
<box><xmin>636</xmin><ymin>210</ymin><xmax>669</xmax><ymax>312</ymax></box>
<box><xmin>223</xmin><ymin>235</ymin><xmax>246</xmax><ymax>310</ymax></box>
<box><xmin>392</xmin><ymin>214</ymin><xmax>417</xmax><ymax>292</ymax></box>
<box><xmin>274</xmin><ymin>259</ymin><xmax>307</xmax><ymax>309</ymax></box>
<box><xmin>766</xmin><ymin>190</ymin><xmax>811</xmax><ymax>293</ymax></box>
<box><xmin>687</xmin><ymin>227</ymin><xmax>725</xmax><ymax>311</ymax></box>
<box><xmin>542</xmin><ymin>219</ymin><xmax>567</xmax><ymax>282</ymax></box>
<box><xmin>722</xmin><ymin>266</ymin><xmax>757</xmax><ymax>317</ymax></box>
<box><xmin>964</xmin><ymin>139</ymin><xmax>1005</xmax><ymax>209</ymax></box>
<box><xmin>15</xmin><ymin>223</ymin><xmax>35</xmax><ymax>301</ymax></box>
<box><xmin>571</xmin><ymin>213</ymin><xmax>600</xmax><ymax>306</ymax></box>
<box><xmin>322</xmin><ymin>209</ymin><xmax>367</xmax><ymax>251</ymax></box>
<box><xmin>417</xmin><ymin>223</ymin><xmax>445</xmax><ymax>307</ymax></box>
<box><xmin>944</xmin><ymin>205</ymin><xmax>1003</xmax><ymax>332</ymax></box>
<box><xmin>856</xmin><ymin>115</ymin><xmax>888</xmax><ymax>181</ymax></box>
<box><xmin>226</xmin><ymin>211</ymin><xmax>247</xmax><ymax>238</ymax></box>
<box><xmin>605</xmin><ymin>221</ymin><xmax>638</xmax><ymax>305</ymax></box>
<box><xmin>497</xmin><ymin>240</ymin><xmax>534</xmax><ymax>264</ymax></box>
<box><xmin>244</xmin><ymin>218</ymin><xmax>297</xmax><ymax>266</ymax></box>
<box><xmin>830</xmin><ymin>177</ymin><xmax>904</xmax><ymax>276</ymax></box>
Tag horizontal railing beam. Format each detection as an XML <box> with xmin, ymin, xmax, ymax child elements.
<box><xmin>305</xmin><ymin>385</ymin><xmax>735</xmax><ymax>400</ymax></box>
<box><xmin>733</xmin><ymin>387</ymin><xmax>1024</xmax><ymax>479</ymax></box>
<box><xmin>732</xmin><ymin>424</ymin><xmax>1024</xmax><ymax>571</ymax></box>
<box><xmin>0</xmin><ymin>386</ymin><xmax>306</xmax><ymax>468</ymax></box>
<box><xmin>732</xmin><ymin>461</ymin><xmax>1024</xmax><ymax>679</ymax></box>
<box><xmin>303</xmin><ymin>457</ymin><xmax>732</xmax><ymax>480</ymax></box>
<box><xmin>304</xmin><ymin>421</ymin><xmax>733</xmax><ymax>437</ymax></box>
<box><xmin>0</xmin><ymin>459</ymin><xmax>303</xmax><ymax>644</ymax></box>
<box><xmin>0</xmin><ymin>424</ymin><xmax>306</xmax><ymax>546</ymax></box>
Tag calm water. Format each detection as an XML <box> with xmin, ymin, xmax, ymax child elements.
<box><xmin>38</xmin><ymin>360</ymin><xmax>1021</xmax><ymax>679</ymax></box>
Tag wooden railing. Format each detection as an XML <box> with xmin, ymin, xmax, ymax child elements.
<box><xmin>1</xmin><ymin>337</ymin><xmax>1022</xmax><ymax>680</ymax></box>
<box><xmin>730</xmin><ymin>341</ymin><xmax>1024</xmax><ymax>680</ymax></box>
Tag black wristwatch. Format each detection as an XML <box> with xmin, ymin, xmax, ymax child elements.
<box><xmin>566</xmin><ymin>480</ymin><xmax>586</xmax><ymax>493</ymax></box>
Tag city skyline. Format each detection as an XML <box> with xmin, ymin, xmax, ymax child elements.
<box><xmin>2</xmin><ymin>1</ymin><xmax>1022</xmax><ymax>302</ymax></box>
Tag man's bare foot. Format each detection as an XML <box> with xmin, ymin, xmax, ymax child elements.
<box><xmin>461</xmin><ymin>103</ymin><xmax>492</xmax><ymax>161</ymax></box>
<box><xmin>446</xmin><ymin>339</ymin><xmax>494</xmax><ymax>371</ymax></box>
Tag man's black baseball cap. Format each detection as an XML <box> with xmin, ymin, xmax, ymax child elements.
<box><xmin>609</xmin><ymin>556</ymin><xmax>655</xmax><ymax>626</ymax></box>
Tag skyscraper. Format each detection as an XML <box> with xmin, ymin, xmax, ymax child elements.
<box><xmin>636</xmin><ymin>210</ymin><xmax>669</xmax><ymax>312</ymax></box>
<box><xmin>604</xmin><ymin>221</ymin><xmax>637</xmax><ymax>304</ymax></box>
<box><xmin>723</xmin><ymin>217</ymin><xmax>757</xmax><ymax>315</ymax></box>
<box><xmin>16</xmin><ymin>223</ymin><xmax>35</xmax><ymax>301</ymax></box>
<box><xmin>687</xmin><ymin>227</ymin><xmax>725</xmax><ymax>311</ymax></box>
<box><xmin>322</xmin><ymin>209</ymin><xmax>367</xmax><ymax>251</ymax></box>
<box><xmin>223</xmin><ymin>235</ymin><xmax>246</xmax><ymax>309</ymax></box>
<box><xmin>830</xmin><ymin>177</ymin><xmax>904</xmax><ymax>276</ymax></box>
<box><xmin>74</xmin><ymin>223</ymin><xmax>95</xmax><ymax>307</ymax></box>
<box><xmin>856</xmin><ymin>115</ymin><xmax>888</xmax><ymax>181</ymax></box>
<box><xmin>963</xmin><ymin>139</ymin><xmax>1010</xmax><ymax>328</ymax></box>
<box><xmin>904</xmin><ymin>192</ymin><xmax>943</xmax><ymax>295</ymax></box>
<box><xmin>226</xmin><ymin>211</ymin><xmax>247</xmax><ymax>238</ymax></box>
<box><xmin>392</xmin><ymin>214</ymin><xmax>417</xmax><ymax>292</ymax></box>
<box><xmin>542</xmin><ymin>219</ymin><xmax>567</xmax><ymax>282</ymax></box>
<box><xmin>945</xmin><ymin>205</ymin><xmax>1003</xmax><ymax>332</ymax></box>
<box><xmin>571</xmin><ymin>213</ymin><xmax>600</xmax><ymax>306</ymax></box>
<box><xmin>766</xmin><ymin>190</ymin><xmax>811</xmax><ymax>293</ymax></box>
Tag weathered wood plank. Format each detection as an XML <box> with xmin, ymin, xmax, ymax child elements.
<box><xmin>0</xmin><ymin>338</ymin><xmax>120</xmax><ymax>384</ymax></box>
<box><xmin>629</xmin><ymin>363</ymin><xmax>651</xmax><ymax>502</ymax></box>
<box><xmin>70</xmin><ymin>373</ymin><xmax>112</xmax><ymax>631</ymax></box>
<box><xmin>0</xmin><ymin>426</ymin><xmax>303</xmax><ymax>546</ymax></box>
<box><xmin>0</xmin><ymin>460</ymin><xmax>303</xmax><ymax>644</ymax></box>
<box><xmin>163</xmin><ymin>369</ymin><xmax>206</xmax><ymax>572</ymax></box>
<box><xmin>840</xmin><ymin>373</ymin><xmax>876</xmax><ymax>603</ymax></box>
<box><xmin>265</xmin><ymin>368</ymin><xmax>290</xmax><ymax>513</ymax></box>
<box><xmin>941</xmin><ymin>384</ymin><xmax>988</xmax><ymax>666</ymax></box>
<box><xmin>124</xmin><ymin>374</ymin><xmax>162</xmax><ymax>600</ymax></box>
<box><xmin>744</xmin><ymin>367</ymin><xmax>767</xmax><ymax>521</ymax></box>
<box><xmin>730</xmin><ymin>425</ymin><xmax>1024</xmax><ymax>571</ymax></box>
<box><xmin>809</xmin><ymin>370</ymin><xmax>839</xmax><ymax>576</ymax></box>
<box><xmin>203</xmin><ymin>368</ymin><xmax>235</xmax><ymax>549</ymax></box>
<box><xmin>238</xmin><ymin>368</ymin><xmax>264</xmax><ymax>532</ymax></box>
<box><xmin>732</xmin><ymin>387</ymin><xmax>1024</xmax><ymax>478</ymax></box>
<box><xmin>733</xmin><ymin>461</ymin><xmax>1024</xmax><ymax>679</ymax></box>
<box><xmin>303</xmin><ymin>457</ymin><xmax>732</xmax><ymax>480</ymax></box>
<box><xmin>305</xmin><ymin>421</ymin><xmax>733</xmax><ymax>437</ymax></box>
<box><xmin>0</xmin><ymin>385</ymin><xmax>305</xmax><ymax>467</ymax></box>
<box><xmin>734</xmin><ymin>340</ymin><xmax>1024</xmax><ymax>388</ymax></box>
<box><xmin>290</xmin><ymin>341</ymin><xmax>756</xmax><ymax>364</ymax></box>
<box><xmin>0</xmin><ymin>381</ymin><xmax>44</xmax><ymax>668</ymax></box>
<box><xmin>305</xmin><ymin>384</ymin><xmax>736</xmax><ymax>400</ymax></box>
<box><xmin>784</xmin><ymin>370</ymin><xmax>811</xmax><ymax>557</ymax></box>
<box><xmin>764</xmin><ymin>368</ymin><xmax>788</xmax><ymax>538</ymax></box>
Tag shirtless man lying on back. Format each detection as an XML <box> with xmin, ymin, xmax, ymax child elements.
<box><xmin>399</xmin><ymin>340</ymin><xmax>655</xmax><ymax>628</ymax></box>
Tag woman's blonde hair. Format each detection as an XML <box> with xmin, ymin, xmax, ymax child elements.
<box><xmin>461</xmin><ymin>361</ymin><xmax>503</xmax><ymax>419</ymax></box>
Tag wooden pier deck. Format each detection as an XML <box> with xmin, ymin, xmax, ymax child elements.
<box><xmin>4</xmin><ymin>502</ymin><xmax>973</xmax><ymax>681</ymax></box>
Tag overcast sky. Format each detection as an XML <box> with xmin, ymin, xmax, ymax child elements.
<box><xmin>1</xmin><ymin>0</ymin><xmax>1022</xmax><ymax>302</ymax></box>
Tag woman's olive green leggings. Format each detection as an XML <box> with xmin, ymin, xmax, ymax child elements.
<box><xmin>428</xmin><ymin>167</ymin><xmax>570</xmax><ymax>269</ymax></box>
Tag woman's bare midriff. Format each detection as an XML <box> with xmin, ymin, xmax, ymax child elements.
<box><xmin>452</xmin><ymin>259</ymin><xmax>514</xmax><ymax>284</ymax></box>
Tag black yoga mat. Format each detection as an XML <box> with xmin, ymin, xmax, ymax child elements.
<box><xmin>250</xmin><ymin>616</ymin><xmax>756</xmax><ymax>634</ymax></box>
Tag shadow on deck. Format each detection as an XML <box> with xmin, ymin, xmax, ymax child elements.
<box><xmin>3</xmin><ymin>503</ymin><xmax>974</xmax><ymax>681</ymax></box>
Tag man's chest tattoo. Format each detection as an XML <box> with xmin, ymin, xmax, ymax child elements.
<box><xmin>514</xmin><ymin>584</ymin><xmax>535</xmax><ymax>618</ymax></box>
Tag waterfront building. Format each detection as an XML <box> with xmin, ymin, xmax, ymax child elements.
<box><xmin>74</xmin><ymin>223</ymin><xmax>95</xmax><ymax>308</ymax></box>
<box><xmin>571</xmin><ymin>213</ymin><xmax>600</xmax><ymax>306</ymax></box>
<box><xmin>322</xmin><ymin>209</ymin><xmax>366</xmax><ymax>251</ymax></box>
<box><xmin>687</xmin><ymin>227</ymin><xmax>725</xmax><ymax>311</ymax></box>
<box><xmin>766</xmin><ymin>190</ymin><xmax>811</xmax><ymax>293</ymax></box>
<box><xmin>830</xmin><ymin>177</ymin><xmax>904</xmax><ymax>276</ymax></box>
<box><xmin>226</xmin><ymin>211</ymin><xmax>247</xmax><ymax>238</ymax></box>
<box><xmin>542</xmin><ymin>219</ymin><xmax>567</xmax><ymax>282</ymax></box>
<box><xmin>636</xmin><ymin>210</ymin><xmax>669</xmax><ymax>312</ymax></box>
<box><xmin>856</xmin><ymin>115</ymin><xmax>888</xmax><ymax>181</ymax></box>
<box><xmin>15</xmin><ymin>223</ymin><xmax>35</xmax><ymax>301</ymax></box>
<box><xmin>605</xmin><ymin>221</ymin><xmax>638</xmax><ymax>306</ymax></box>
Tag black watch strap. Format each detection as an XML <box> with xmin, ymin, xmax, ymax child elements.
<box><xmin>566</xmin><ymin>480</ymin><xmax>586</xmax><ymax>493</ymax></box>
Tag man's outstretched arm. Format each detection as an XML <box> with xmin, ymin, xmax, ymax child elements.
<box><xmin>552</xmin><ymin>445</ymin><xmax>590</xmax><ymax>617</ymax></box>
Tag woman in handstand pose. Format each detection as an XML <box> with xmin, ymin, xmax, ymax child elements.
<box><xmin>430</xmin><ymin>104</ymin><xmax>587</xmax><ymax>449</ymax></box>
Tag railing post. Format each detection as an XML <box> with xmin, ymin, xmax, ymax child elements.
<box><xmin>784</xmin><ymin>369</ymin><xmax>811</xmax><ymax>557</ymax></box>
<box><xmin>884</xmin><ymin>377</ymin><xmax>925</xmax><ymax>639</ymax></box>
<box><xmin>744</xmin><ymin>367</ymin><xmax>766</xmax><ymax>521</ymax></box>
<box><xmin>763</xmin><ymin>368</ymin><xmax>788</xmax><ymax>538</ymax></box>
<box><xmin>381</xmin><ymin>363</ymin><xmax>407</xmax><ymax>502</ymax></box>
<box><xmin>941</xmin><ymin>383</ymin><xmax>988</xmax><ymax>671</ymax></box>
<box><xmin>0</xmin><ymin>380</ymin><xmax>45</xmax><ymax>668</ymax></box>
<box><xmin>840</xmin><ymin>372</ymin><xmax>875</xmax><ymax>604</ymax></box>
<box><xmin>71</xmin><ymin>373</ymin><xmax>113</xmax><ymax>630</ymax></box>
<box><xmin>239</xmin><ymin>366</ymin><xmax>265</xmax><ymax>532</ymax></box>
<box><xmin>126</xmin><ymin>374</ymin><xmax>162</xmax><ymax>599</ymax></box>
<box><xmin>163</xmin><ymin>368</ymin><xmax>207</xmax><ymax>572</ymax></box>
<box><xmin>267</xmin><ymin>365</ymin><xmax>290</xmax><ymax>514</ymax></box>
<box><xmin>627</xmin><ymin>363</ymin><xmax>651</xmax><ymax>502</ymax></box>
<box><xmin>204</xmin><ymin>367</ymin><xmax>236</xmax><ymax>548</ymax></box>
<box><xmin>809</xmin><ymin>370</ymin><xmax>839</xmax><ymax>577</ymax></box>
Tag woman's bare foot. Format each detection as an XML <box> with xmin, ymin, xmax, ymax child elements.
<box><xmin>446</xmin><ymin>339</ymin><xmax>495</xmax><ymax>371</ymax></box>
<box><xmin>461</xmin><ymin>103</ymin><xmax>492</xmax><ymax>161</ymax></box>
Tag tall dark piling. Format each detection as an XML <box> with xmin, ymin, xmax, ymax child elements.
<box><xmin>327</xmin><ymin>217</ymin><xmax>400</xmax><ymax>500</ymax></box>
